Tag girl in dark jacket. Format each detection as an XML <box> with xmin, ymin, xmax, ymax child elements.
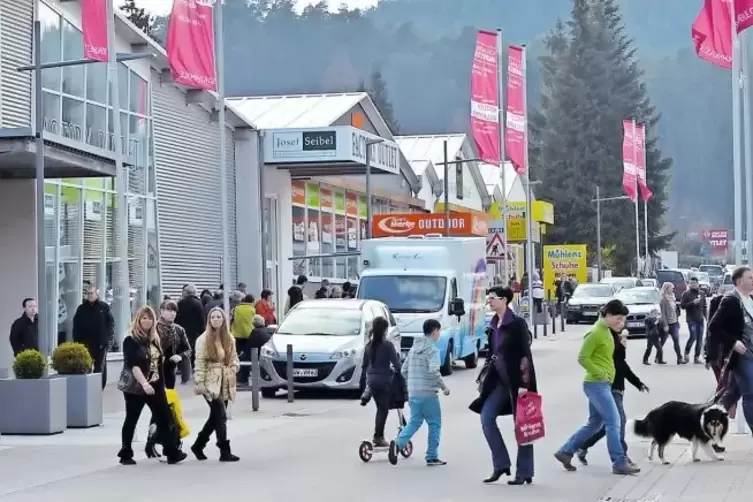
<box><xmin>361</xmin><ymin>317</ymin><xmax>401</xmax><ymax>447</ymax></box>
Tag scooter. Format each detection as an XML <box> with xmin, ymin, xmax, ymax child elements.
<box><xmin>358</xmin><ymin>409</ymin><xmax>413</xmax><ymax>462</ymax></box>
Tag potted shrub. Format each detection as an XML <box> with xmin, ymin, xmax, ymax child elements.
<box><xmin>51</xmin><ymin>342</ymin><xmax>102</xmax><ymax>428</ymax></box>
<box><xmin>0</xmin><ymin>349</ymin><xmax>67</xmax><ymax>434</ymax></box>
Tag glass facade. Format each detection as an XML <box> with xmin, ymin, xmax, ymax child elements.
<box><xmin>39</xmin><ymin>1</ymin><xmax>160</xmax><ymax>349</ymax></box>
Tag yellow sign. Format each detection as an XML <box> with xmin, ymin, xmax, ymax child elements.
<box><xmin>489</xmin><ymin>200</ymin><xmax>554</xmax><ymax>224</ymax></box>
<box><xmin>543</xmin><ymin>245</ymin><xmax>588</xmax><ymax>300</ymax></box>
<box><xmin>506</xmin><ymin>218</ymin><xmax>541</xmax><ymax>243</ymax></box>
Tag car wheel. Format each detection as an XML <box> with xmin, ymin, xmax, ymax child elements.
<box><xmin>440</xmin><ymin>342</ymin><xmax>454</xmax><ymax>376</ymax></box>
<box><xmin>464</xmin><ymin>344</ymin><xmax>479</xmax><ymax>369</ymax></box>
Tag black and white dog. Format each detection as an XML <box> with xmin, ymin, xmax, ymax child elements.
<box><xmin>630</xmin><ymin>401</ymin><xmax>729</xmax><ymax>464</ymax></box>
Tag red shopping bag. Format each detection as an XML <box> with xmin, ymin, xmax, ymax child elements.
<box><xmin>514</xmin><ymin>391</ymin><xmax>545</xmax><ymax>445</ymax></box>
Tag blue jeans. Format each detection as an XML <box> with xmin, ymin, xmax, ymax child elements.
<box><xmin>684</xmin><ymin>320</ymin><xmax>705</xmax><ymax>359</ymax></box>
<box><xmin>556</xmin><ymin>382</ymin><xmax>627</xmax><ymax>469</ymax></box>
<box><xmin>579</xmin><ymin>390</ymin><xmax>627</xmax><ymax>455</ymax></box>
<box><xmin>733</xmin><ymin>356</ymin><xmax>753</xmax><ymax>430</ymax></box>
<box><xmin>480</xmin><ymin>384</ymin><xmax>534</xmax><ymax>478</ymax></box>
<box><xmin>395</xmin><ymin>395</ymin><xmax>442</xmax><ymax>461</ymax></box>
<box><xmin>663</xmin><ymin>322</ymin><xmax>682</xmax><ymax>361</ymax></box>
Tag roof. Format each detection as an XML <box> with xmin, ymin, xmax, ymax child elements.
<box><xmin>478</xmin><ymin>161</ymin><xmax>521</xmax><ymax>199</ymax></box>
<box><xmin>225</xmin><ymin>93</ymin><xmax>366</xmax><ymax>129</ymax></box>
<box><xmin>409</xmin><ymin>160</ymin><xmax>433</xmax><ymax>176</ymax></box>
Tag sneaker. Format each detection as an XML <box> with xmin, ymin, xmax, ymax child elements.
<box><xmin>426</xmin><ymin>458</ymin><xmax>447</xmax><ymax>466</ymax></box>
<box><xmin>373</xmin><ymin>438</ymin><xmax>389</xmax><ymax>448</ymax></box>
<box><xmin>576</xmin><ymin>449</ymin><xmax>588</xmax><ymax>465</ymax></box>
<box><xmin>613</xmin><ymin>463</ymin><xmax>640</xmax><ymax>475</ymax></box>
<box><xmin>627</xmin><ymin>457</ymin><xmax>638</xmax><ymax>467</ymax></box>
<box><xmin>388</xmin><ymin>440</ymin><xmax>399</xmax><ymax>465</ymax></box>
<box><xmin>554</xmin><ymin>452</ymin><xmax>577</xmax><ymax>472</ymax></box>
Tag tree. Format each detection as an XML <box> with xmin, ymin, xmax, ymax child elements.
<box><xmin>358</xmin><ymin>68</ymin><xmax>400</xmax><ymax>134</ymax></box>
<box><xmin>531</xmin><ymin>0</ymin><xmax>673</xmax><ymax>274</ymax></box>
<box><xmin>120</xmin><ymin>0</ymin><xmax>153</xmax><ymax>36</ymax></box>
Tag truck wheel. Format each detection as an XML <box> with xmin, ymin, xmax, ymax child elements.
<box><xmin>440</xmin><ymin>342</ymin><xmax>454</xmax><ymax>376</ymax></box>
<box><xmin>463</xmin><ymin>345</ymin><xmax>479</xmax><ymax>369</ymax></box>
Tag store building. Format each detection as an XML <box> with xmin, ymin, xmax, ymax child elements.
<box><xmin>228</xmin><ymin>93</ymin><xmax>424</xmax><ymax>295</ymax></box>
<box><xmin>0</xmin><ymin>1</ymin><xmax>259</xmax><ymax>373</ymax></box>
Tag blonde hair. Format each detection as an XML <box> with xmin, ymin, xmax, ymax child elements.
<box><xmin>660</xmin><ymin>282</ymin><xmax>674</xmax><ymax>297</ymax></box>
<box><xmin>203</xmin><ymin>307</ymin><xmax>234</xmax><ymax>365</ymax></box>
<box><xmin>130</xmin><ymin>305</ymin><xmax>160</xmax><ymax>347</ymax></box>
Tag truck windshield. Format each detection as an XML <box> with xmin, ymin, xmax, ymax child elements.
<box><xmin>357</xmin><ymin>275</ymin><xmax>447</xmax><ymax>313</ymax></box>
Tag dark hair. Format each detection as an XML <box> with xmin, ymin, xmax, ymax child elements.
<box><xmin>689</xmin><ymin>276</ymin><xmax>699</xmax><ymax>283</ymax></box>
<box><xmin>732</xmin><ymin>266</ymin><xmax>751</xmax><ymax>286</ymax></box>
<box><xmin>297</xmin><ymin>275</ymin><xmax>308</xmax><ymax>285</ymax></box>
<box><xmin>342</xmin><ymin>281</ymin><xmax>351</xmax><ymax>293</ymax></box>
<box><xmin>487</xmin><ymin>285</ymin><xmax>514</xmax><ymax>304</ymax></box>
<box><xmin>261</xmin><ymin>289</ymin><xmax>272</xmax><ymax>300</ymax></box>
<box><xmin>423</xmin><ymin>318</ymin><xmax>441</xmax><ymax>335</ymax></box>
<box><xmin>237</xmin><ymin>282</ymin><xmax>247</xmax><ymax>289</ymax></box>
<box><xmin>370</xmin><ymin>317</ymin><xmax>389</xmax><ymax>363</ymax></box>
<box><xmin>160</xmin><ymin>299</ymin><xmax>178</xmax><ymax>312</ymax></box>
<box><xmin>213</xmin><ymin>290</ymin><xmax>223</xmax><ymax>300</ymax></box>
<box><xmin>243</xmin><ymin>294</ymin><xmax>255</xmax><ymax>303</ymax></box>
<box><xmin>601</xmin><ymin>299</ymin><xmax>629</xmax><ymax>317</ymax></box>
<box><xmin>200</xmin><ymin>289</ymin><xmax>211</xmax><ymax>297</ymax></box>
<box><xmin>22</xmin><ymin>297</ymin><xmax>34</xmax><ymax>308</ymax></box>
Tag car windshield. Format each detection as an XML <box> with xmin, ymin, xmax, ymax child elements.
<box><xmin>724</xmin><ymin>274</ymin><xmax>733</xmax><ymax>285</ymax></box>
<box><xmin>357</xmin><ymin>275</ymin><xmax>447</xmax><ymax>313</ymax></box>
<box><xmin>699</xmin><ymin>265</ymin><xmax>724</xmax><ymax>277</ymax></box>
<box><xmin>615</xmin><ymin>289</ymin><xmax>661</xmax><ymax>305</ymax></box>
<box><xmin>601</xmin><ymin>278</ymin><xmax>636</xmax><ymax>289</ymax></box>
<box><xmin>572</xmin><ymin>285</ymin><xmax>614</xmax><ymax>298</ymax></box>
<box><xmin>693</xmin><ymin>272</ymin><xmax>710</xmax><ymax>282</ymax></box>
<box><xmin>656</xmin><ymin>270</ymin><xmax>684</xmax><ymax>284</ymax></box>
<box><xmin>277</xmin><ymin>308</ymin><xmax>362</xmax><ymax>336</ymax></box>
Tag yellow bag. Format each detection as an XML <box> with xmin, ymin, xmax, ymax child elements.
<box><xmin>165</xmin><ymin>389</ymin><xmax>191</xmax><ymax>439</ymax></box>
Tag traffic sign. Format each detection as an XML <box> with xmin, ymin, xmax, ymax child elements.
<box><xmin>487</xmin><ymin>232</ymin><xmax>506</xmax><ymax>261</ymax></box>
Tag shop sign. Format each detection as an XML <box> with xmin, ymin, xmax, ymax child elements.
<box><xmin>371</xmin><ymin>212</ymin><xmax>488</xmax><ymax>238</ymax></box>
<box><xmin>701</xmin><ymin>228</ymin><xmax>729</xmax><ymax>251</ymax></box>
<box><xmin>543</xmin><ymin>245</ymin><xmax>588</xmax><ymax>300</ymax></box>
<box><xmin>264</xmin><ymin>126</ymin><xmax>400</xmax><ymax>175</ymax></box>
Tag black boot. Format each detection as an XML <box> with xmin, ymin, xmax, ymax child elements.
<box><xmin>118</xmin><ymin>447</ymin><xmax>136</xmax><ymax>465</ymax></box>
<box><xmin>218</xmin><ymin>440</ymin><xmax>240</xmax><ymax>462</ymax></box>
<box><xmin>191</xmin><ymin>431</ymin><xmax>211</xmax><ymax>461</ymax></box>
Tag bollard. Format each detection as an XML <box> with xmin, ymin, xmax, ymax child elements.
<box><xmin>552</xmin><ymin>299</ymin><xmax>557</xmax><ymax>334</ymax></box>
<box><xmin>533</xmin><ymin>313</ymin><xmax>538</xmax><ymax>339</ymax></box>
<box><xmin>543</xmin><ymin>301</ymin><xmax>548</xmax><ymax>336</ymax></box>
<box><xmin>286</xmin><ymin>344</ymin><xmax>294</xmax><ymax>403</ymax></box>
<box><xmin>561</xmin><ymin>301</ymin><xmax>566</xmax><ymax>331</ymax></box>
<box><xmin>251</xmin><ymin>348</ymin><xmax>260</xmax><ymax>411</ymax></box>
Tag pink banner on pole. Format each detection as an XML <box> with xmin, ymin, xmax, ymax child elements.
<box><xmin>635</xmin><ymin>124</ymin><xmax>653</xmax><ymax>201</ymax></box>
<box><xmin>622</xmin><ymin>120</ymin><xmax>638</xmax><ymax>201</ymax></box>
<box><xmin>470</xmin><ymin>30</ymin><xmax>500</xmax><ymax>165</ymax></box>
<box><xmin>505</xmin><ymin>45</ymin><xmax>526</xmax><ymax>175</ymax></box>
<box><xmin>81</xmin><ymin>0</ymin><xmax>108</xmax><ymax>62</ymax></box>
<box><xmin>166</xmin><ymin>0</ymin><xmax>217</xmax><ymax>91</ymax></box>
<box><xmin>692</xmin><ymin>0</ymin><xmax>732</xmax><ymax>69</ymax></box>
<box><xmin>736</xmin><ymin>0</ymin><xmax>753</xmax><ymax>33</ymax></box>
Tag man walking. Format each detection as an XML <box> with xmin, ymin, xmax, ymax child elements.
<box><xmin>176</xmin><ymin>283</ymin><xmax>206</xmax><ymax>370</ymax></box>
<box><xmin>72</xmin><ymin>285</ymin><xmax>114</xmax><ymax>389</ymax></box>
<box><xmin>9</xmin><ymin>298</ymin><xmax>39</xmax><ymax>356</ymax></box>
<box><xmin>681</xmin><ymin>276</ymin><xmax>707</xmax><ymax>364</ymax></box>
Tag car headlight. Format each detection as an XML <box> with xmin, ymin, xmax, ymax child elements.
<box><xmin>332</xmin><ymin>348</ymin><xmax>359</xmax><ymax>359</ymax></box>
<box><xmin>261</xmin><ymin>345</ymin><xmax>278</xmax><ymax>358</ymax></box>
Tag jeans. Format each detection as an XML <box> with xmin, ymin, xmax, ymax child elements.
<box><xmin>714</xmin><ymin>363</ymin><xmax>739</xmax><ymax>417</ymax></box>
<box><xmin>556</xmin><ymin>382</ymin><xmax>627</xmax><ymax>469</ymax></box>
<box><xmin>662</xmin><ymin>323</ymin><xmax>682</xmax><ymax>361</ymax></box>
<box><xmin>684</xmin><ymin>320</ymin><xmax>705</xmax><ymax>359</ymax></box>
<box><xmin>480</xmin><ymin>384</ymin><xmax>534</xmax><ymax>478</ymax></box>
<box><xmin>395</xmin><ymin>395</ymin><xmax>442</xmax><ymax>461</ymax></box>
<box><xmin>371</xmin><ymin>382</ymin><xmax>391</xmax><ymax>440</ymax></box>
<box><xmin>88</xmin><ymin>344</ymin><xmax>107</xmax><ymax>390</ymax></box>
<box><xmin>732</xmin><ymin>356</ymin><xmax>753</xmax><ymax>430</ymax></box>
<box><xmin>198</xmin><ymin>399</ymin><xmax>229</xmax><ymax>444</ymax></box>
<box><xmin>643</xmin><ymin>332</ymin><xmax>664</xmax><ymax>363</ymax></box>
<box><xmin>579</xmin><ymin>390</ymin><xmax>627</xmax><ymax>455</ymax></box>
<box><xmin>121</xmin><ymin>382</ymin><xmax>179</xmax><ymax>458</ymax></box>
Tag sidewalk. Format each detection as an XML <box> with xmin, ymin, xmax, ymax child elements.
<box><xmin>601</xmin><ymin>429</ymin><xmax>753</xmax><ymax>501</ymax></box>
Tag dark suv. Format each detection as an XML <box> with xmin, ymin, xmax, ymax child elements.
<box><xmin>655</xmin><ymin>269</ymin><xmax>687</xmax><ymax>302</ymax></box>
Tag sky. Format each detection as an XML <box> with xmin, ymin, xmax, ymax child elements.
<box><xmin>132</xmin><ymin>0</ymin><xmax>379</xmax><ymax>16</ymax></box>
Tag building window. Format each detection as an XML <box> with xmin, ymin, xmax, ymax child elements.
<box><xmin>346</xmin><ymin>192</ymin><xmax>359</xmax><ymax>280</ymax></box>
<box><xmin>39</xmin><ymin>1</ymin><xmax>61</xmax><ymax>92</ymax></box>
<box><xmin>61</xmin><ymin>20</ymin><xmax>84</xmax><ymax>98</ymax></box>
<box><xmin>320</xmin><ymin>187</ymin><xmax>334</xmax><ymax>279</ymax></box>
<box><xmin>306</xmin><ymin>183</ymin><xmax>321</xmax><ymax>278</ymax></box>
<box><xmin>291</xmin><ymin>181</ymin><xmax>306</xmax><ymax>277</ymax></box>
<box><xmin>334</xmin><ymin>191</ymin><xmax>347</xmax><ymax>279</ymax></box>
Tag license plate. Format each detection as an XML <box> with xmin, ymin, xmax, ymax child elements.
<box><xmin>628</xmin><ymin>322</ymin><xmax>643</xmax><ymax>328</ymax></box>
<box><xmin>583</xmin><ymin>311</ymin><xmax>598</xmax><ymax>317</ymax></box>
<box><xmin>292</xmin><ymin>368</ymin><xmax>318</xmax><ymax>377</ymax></box>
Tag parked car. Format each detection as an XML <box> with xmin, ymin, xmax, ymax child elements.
<box><xmin>640</xmin><ymin>278</ymin><xmax>657</xmax><ymax>288</ymax></box>
<box><xmin>599</xmin><ymin>276</ymin><xmax>643</xmax><ymax>291</ymax></box>
<box><xmin>699</xmin><ymin>264</ymin><xmax>724</xmax><ymax>288</ymax></box>
<box><xmin>615</xmin><ymin>287</ymin><xmax>662</xmax><ymax>338</ymax></box>
<box><xmin>655</xmin><ymin>268</ymin><xmax>688</xmax><ymax>302</ymax></box>
<box><xmin>718</xmin><ymin>272</ymin><xmax>734</xmax><ymax>296</ymax></box>
<box><xmin>566</xmin><ymin>283</ymin><xmax>616</xmax><ymax>324</ymax></box>
<box><xmin>259</xmin><ymin>299</ymin><xmax>400</xmax><ymax>398</ymax></box>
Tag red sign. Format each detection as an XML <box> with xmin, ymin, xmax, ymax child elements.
<box><xmin>702</xmin><ymin>228</ymin><xmax>729</xmax><ymax>250</ymax></box>
<box><xmin>166</xmin><ymin>0</ymin><xmax>217</xmax><ymax>91</ymax></box>
<box><xmin>81</xmin><ymin>0</ymin><xmax>108</xmax><ymax>62</ymax></box>
<box><xmin>622</xmin><ymin>120</ymin><xmax>638</xmax><ymax>201</ymax></box>
<box><xmin>371</xmin><ymin>213</ymin><xmax>488</xmax><ymax>238</ymax></box>
<box><xmin>470</xmin><ymin>30</ymin><xmax>500</xmax><ymax>165</ymax></box>
<box><xmin>692</xmin><ymin>0</ymin><xmax>732</xmax><ymax>69</ymax></box>
<box><xmin>505</xmin><ymin>45</ymin><xmax>527</xmax><ymax>175</ymax></box>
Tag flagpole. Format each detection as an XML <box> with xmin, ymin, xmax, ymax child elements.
<box><xmin>497</xmin><ymin>28</ymin><xmax>509</xmax><ymax>284</ymax></box>
<box><xmin>642</xmin><ymin>126</ymin><xmax>649</xmax><ymax>273</ymax></box>
<box><xmin>215</xmin><ymin>0</ymin><xmax>230</xmax><ymax>314</ymax></box>
<box><xmin>632</xmin><ymin>119</ymin><xmax>640</xmax><ymax>275</ymax></box>
<box><xmin>733</xmin><ymin>2</ymin><xmax>744</xmax><ymax>265</ymax></box>
<box><xmin>742</xmin><ymin>30</ymin><xmax>753</xmax><ymax>265</ymax></box>
<box><xmin>520</xmin><ymin>45</ymin><xmax>535</xmax><ymax>314</ymax></box>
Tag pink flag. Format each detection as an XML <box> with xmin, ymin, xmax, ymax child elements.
<box><xmin>166</xmin><ymin>0</ymin><xmax>217</xmax><ymax>91</ymax></box>
<box><xmin>635</xmin><ymin>124</ymin><xmax>653</xmax><ymax>201</ymax></box>
<box><xmin>470</xmin><ymin>30</ymin><xmax>500</xmax><ymax>165</ymax></box>
<box><xmin>735</xmin><ymin>0</ymin><xmax>753</xmax><ymax>33</ymax></box>
<box><xmin>505</xmin><ymin>45</ymin><xmax>526</xmax><ymax>175</ymax></box>
<box><xmin>622</xmin><ymin>120</ymin><xmax>638</xmax><ymax>201</ymax></box>
<box><xmin>81</xmin><ymin>0</ymin><xmax>108</xmax><ymax>62</ymax></box>
<box><xmin>692</xmin><ymin>0</ymin><xmax>733</xmax><ymax>69</ymax></box>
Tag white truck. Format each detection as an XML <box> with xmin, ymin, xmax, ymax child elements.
<box><xmin>356</xmin><ymin>235</ymin><xmax>487</xmax><ymax>375</ymax></box>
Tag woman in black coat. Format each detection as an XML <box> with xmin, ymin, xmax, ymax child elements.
<box><xmin>470</xmin><ymin>285</ymin><xmax>538</xmax><ymax>486</ymax></box>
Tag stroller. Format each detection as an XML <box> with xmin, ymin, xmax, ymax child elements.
<box><xmin>145</xmin><ymin>389</ymin><xmax>190</xmax><ymax>460</ymax></box>
<box><xmin>358</xmin><ymin>373</ymin><xmax>414</xmax><ymax>462</ymax></box>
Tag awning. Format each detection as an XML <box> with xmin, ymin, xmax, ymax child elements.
<box><xmin>0</xmin><ymin>128</ymin><xmax>116</xmax><ymax>179</ymax></box>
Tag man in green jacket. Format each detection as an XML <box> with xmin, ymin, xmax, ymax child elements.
<box><xmin>554</xmin><ymin>299</ymin><xmax>640</xmax><ymax>475</ymax></box>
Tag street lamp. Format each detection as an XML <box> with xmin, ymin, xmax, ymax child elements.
<box><xmin>364</xmin><ymin>138</ymin><xmax>383</xmax><ymax>239</ymax></box>
<box><xmin>592</xmin><ymin>186</ymin><xmax>631</xmax><ymax>280</ymax></box>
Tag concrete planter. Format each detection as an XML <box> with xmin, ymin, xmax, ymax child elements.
<box><xmin>60</xmin><ymin>373</ymin><xmax>102</xmax><ymax>428</ymax></box>
<box><xmin>0</xmin><ymin>377</ymin><xmax>67</xmax><ymax>435</ymax></box>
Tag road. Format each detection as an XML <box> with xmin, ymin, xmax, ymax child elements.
<box><xmin>0</xmin><ymin>321</ymin><xmax>734</xmax><ymax>501</ymax></box>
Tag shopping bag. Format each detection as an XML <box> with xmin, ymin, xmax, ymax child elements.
<box><xmin>514</xmin><ymin>391</ymin><xmax>545</xmax><ymax>445</ymax></box>
<box><xmin>165</xmin><ymin>389</ymin><xmax>191</xmax><ymax>439</ymax></box>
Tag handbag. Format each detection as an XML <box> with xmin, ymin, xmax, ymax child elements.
<box><xmin>475</xmin><ymin>360</ymin><xmax>491</xmax><ymax>394</ymax></box>
<box><xmin>514</xmin><ymin>391</ymin><xmax>545</xmax><ymax>445</ymax></box>
<box><xmin>117</xmin><ymin>367</ymin><xmax>144</xmax><ymax>395</ymax></box>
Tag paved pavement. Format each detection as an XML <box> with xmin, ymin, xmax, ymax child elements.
<box><xmin>0</xmin><ymin>321</ymin><xmax>746</xmax><ymax>502</ymax></box>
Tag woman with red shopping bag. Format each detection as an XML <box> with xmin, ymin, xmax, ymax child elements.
<box><xmin>470</xmin><ymin>285</ymin><xmax>540</xmax><ymax>486</ymax></box>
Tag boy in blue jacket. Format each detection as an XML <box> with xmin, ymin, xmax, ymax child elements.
<box><xmin>388</xmin><ymin>319</ymin><xmax>450</xmax><ymax>466</ymax></box>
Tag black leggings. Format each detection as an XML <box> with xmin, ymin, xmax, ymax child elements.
<box><xmin>121</xmin><ymin>383</ymin><xmax>178</xmax><ymax>458</ymax></box>
<box><xmin>198</xmin><ymin>399</ymin><xmax>229</xmax><ymax>444</ymax></box>
<box><xmin>371</xmin><ymin>383</ymin><xmax>391</xmax><ymax>440</ymax></box>
<box><xmin>643</xmin><ymin>333</ymin><xmax>664</xmax><ymax>362</ymax></box>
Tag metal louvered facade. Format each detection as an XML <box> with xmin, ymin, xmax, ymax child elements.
<box><xmin>0</xmin><ymin>0</ymin><xmax>33</xmax><ymax>127</ymax></box>
<box><xmin>151</xmin><ymin>71</ymin><xmax>237</xmax><ymax>298</ymax></box>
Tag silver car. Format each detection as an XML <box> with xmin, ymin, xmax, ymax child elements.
<box><xmin>259</xmin><ymin>299</ymin><xmax>400</xmax><ymax>397</ymax></box>
<box><xmin>616</xmin><ymin>287</ymin><xmax>661</xmax><ymax>337</ymax></box>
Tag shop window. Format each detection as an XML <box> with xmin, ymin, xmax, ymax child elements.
<box><xmin>307</xmin><ymin>207</ymin><xmax>321</xmax><ymax>278</ymax></box>
<box><xmin>62</xmin><ymin>20</ymin><xmax>84</xmax><ymax>98</ymax></box>
<box><xmin>347</xmin><ymin>216</ymin><xmax>359</xmax><ymax>280</ymax></box>
<box><xmin>43</xmin><ymin>185</ymin><xmax>58</xmax><ymax>349</ymax></box>
<box><xmin>85</xmin><ymin>104</ymin><xmax>107</xmax><ymax>149</ymax></box>
<box><xmin>59</xmin><ymin>185</ymin><xmax>82</xmax><ymax>345</ymax></box>
<box><xmin>42</xmin><ymin>92</ymin><xmax>61</xmax><ymax>135</ymax></box>
<box><xmin>127</xmin><ymin>196</ymin><xmax>146</xmax><ymax>317</ymax></box>
<box><xmin>321</xmin><ymin>213</ymin><xmax>334</xmax><ymax>278</ymax></box>
<box><xmin>291</xmin><ymin>206</ymin><xmax>306</xmax><ymax>277</ymax></box>
<box><xmin>146</xmin><ymin>199</ymin><xmax>160</xmax><ymax>312</ymax></box>
<box><xmin>61</xmin><ymin>97</ymin><xmax>85</xmax><ymax>142</ymax></box>
<box><xmin>129</xmin><ymin>115</ymin><xmax>149</xmax><ymax>178</ymax></box>
<box><xmin>39</xmin><ymin>2</ymin><xmax>61</xmax><ymax>92</ymax></box>
<box><xmin>82</xmin><ymin>187</ymin><xmax>105</xmax><ymax>300</ymax></box>
<box><xmin>335</xmin><ymin>213</ymin><xmax>347</xmax><ymax>279</ymax></box>
<box><xmin>130</xmin><ymin>72</ymin><xmax>149</xmax><ymax>115</ymax></box>
<box><xmin>109</xmin><ymin>63</ymin><xmax>129</xmax><ymax>110</ymax></box>
<box><xmin>86</xmin><ymin>62</ymin><xmax>108</xmax><ymax>105</ymax></box>
<box><xmin>107</xmin><ymin>109</ymin><xmax>129</xmax><ymax>155</ymax></box>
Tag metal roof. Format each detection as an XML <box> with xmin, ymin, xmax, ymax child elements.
<box><xmin>409</xmin><ymin>160</ymin><xmax>433</xmax><ymax>176</ymax></box>
<box><xmin>226</xmin><ymin>93</ymin><xmax>367</xmax><ymax>129</ymax></box>
<box><xmin>395</xmin><ymin>134</ymin><xmax>467</xmax><ymax>177</ymax></box>
<box><xmin>478</xmin><ymin>161</ymin><xmax>520</xmax><ymax>199</ymax></box>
